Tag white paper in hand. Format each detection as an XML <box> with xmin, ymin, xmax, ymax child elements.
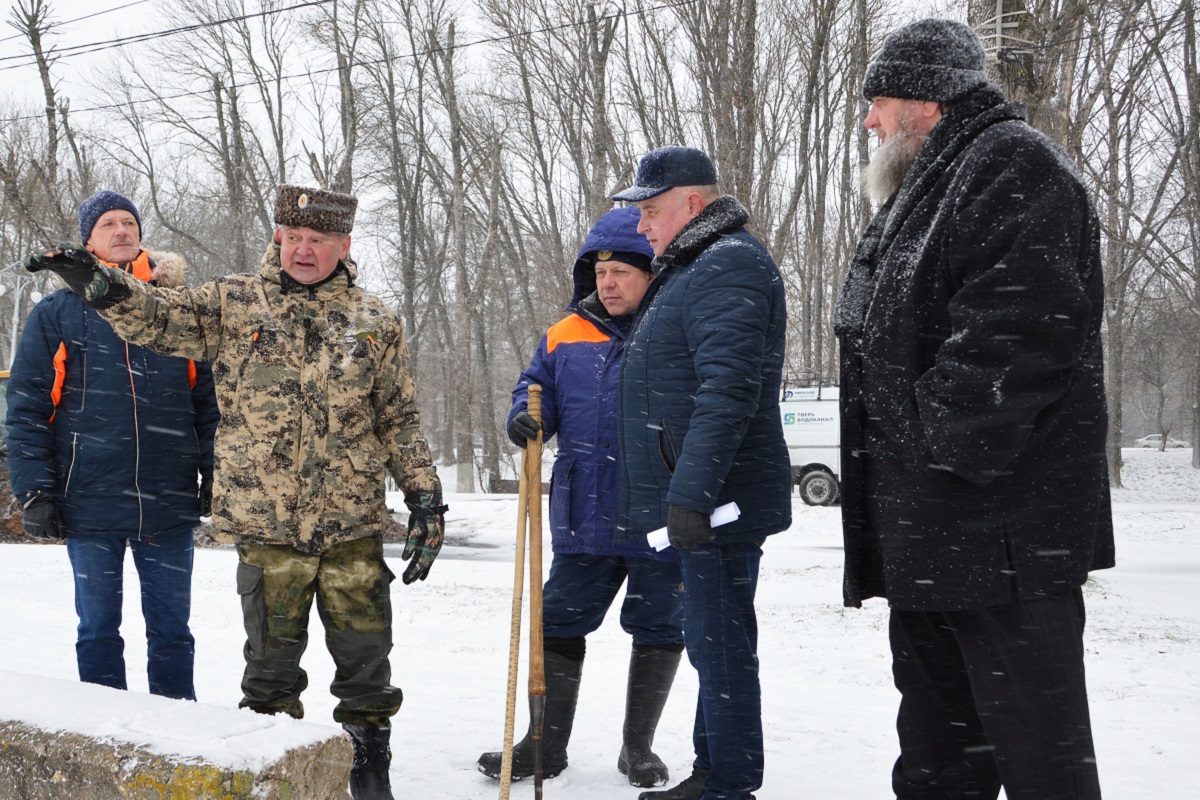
<box><xmin>646</xmin><ymin>502</ymin><xmax>741</xmax><ymax>551</ymax></box>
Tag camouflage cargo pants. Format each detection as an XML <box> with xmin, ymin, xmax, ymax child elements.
<box><xmin>236</xmin><ymin>535</ymin><xmax>402</xmax><ymax>728</ymax></box>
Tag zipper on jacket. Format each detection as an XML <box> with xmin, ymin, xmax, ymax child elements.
<box><xmin>124</xmin><ymin>341</ymin><xmax>145</xmax><ymax>538</ymax></box>
<box><xmin>64</xmin><ymin>432</ymin><xmax>79</xmax><ymax>494</ymax></box>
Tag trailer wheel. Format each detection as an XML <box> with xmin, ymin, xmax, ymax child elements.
<box><xmin>799</xmin><ymin>470</ymin><xmax>839</xmax><ymax>506</ymax></box>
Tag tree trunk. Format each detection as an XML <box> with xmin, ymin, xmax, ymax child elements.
<box><xmin>433</xmin><ymin>22</ymin><xmax>476</xmax><ymax>494</ymax></box>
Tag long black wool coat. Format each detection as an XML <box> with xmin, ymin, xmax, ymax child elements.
<box><xmin>834</xmin><ymin>85</ymin><xmax>1115</xmax><ymax>612</ymax></box>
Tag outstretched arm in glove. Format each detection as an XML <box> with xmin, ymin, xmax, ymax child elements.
<box><xmin>25</xmin><ymin>243</ymin><xmax>131</xmax><ymax>309</ymax></box>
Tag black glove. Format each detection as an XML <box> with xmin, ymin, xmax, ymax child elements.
<box><xmin>667</xmin><ymin>503</ymin><xmax>715</xmax><ymax>550</ymax></box>
<box><xmin>21</xmin><ymin>492</ymin><xmax>66</xmax><ymax>540</ymax></box>
<box><xmin>199</xmin><ymin>474</ymin><xmax>213</xmax><ymax>517</ymax></box>
<box><xmin>402</xmin><ymin>481</ymin><xmax>448</xmax><ymax>584</ymax></box>
<box><xmin>506</xmin><ymin>411</ymin><xmax>541</xmax><ymax>448</ymax></box>
<box><xmin>25</xmin><ymin>243</ymin><xmax>130</xmax><ymax>309</ymax></box>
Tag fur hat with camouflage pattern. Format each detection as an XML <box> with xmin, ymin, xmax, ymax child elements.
<box><xmin>274</xmin><ymin>185</ymin><xmax>357</xmax><ymax>234</ymax></box>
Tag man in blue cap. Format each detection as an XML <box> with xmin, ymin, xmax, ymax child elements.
<box><xmin>478</xmin><ymin>207</ymin><xmax>685</xmax><ymax>789</ymax></box>
<box><xmin>612</xmin><ymin>147</ymin><xmax>791</xmax><ymax>800</ymax></box>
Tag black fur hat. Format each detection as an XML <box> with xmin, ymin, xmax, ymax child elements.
<box><xmin>862</xmin><ymin>19</ymin><xmax>989</xmax><ymax>103</ymax></box>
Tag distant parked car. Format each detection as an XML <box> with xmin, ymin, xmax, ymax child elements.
<box><xmin>1134</xmin><ymin>433</ymin><xmax>1190</xmax><ymax>449</ymax></box>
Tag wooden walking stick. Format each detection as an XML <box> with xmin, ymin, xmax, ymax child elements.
<box><xmin>498</xmin><ymin>385</ymin><xmax>543</xmax><ymax>799</ymax></box>
<box><xmin>525</xmin><ymin>386</ymin><xmax>546</xmax><ymax>798</ymax></box>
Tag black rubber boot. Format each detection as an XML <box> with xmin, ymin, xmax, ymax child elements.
<box><xmin>638</xmin><ymin>765</ymin><xmax>709</xmax><ymax>800</ymax></box>
<box><xmin>477</xmin><ymin>644</ymin><xmax>585</xmax><ymax>781</ymax></box>
<box><xmin>618</xmin><ymin>642</ymin><xmax>684</xmax><ymax>787</ymax></box>
<box><xmin>343</xmin><ymin>723</ymin><xmax>394</xmax><ymax>800</ymax></box>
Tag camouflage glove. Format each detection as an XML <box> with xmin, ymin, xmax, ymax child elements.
<box><xmin>199</xmin><ymin>474</ymin><xmax>213</xmax><ymax>517</ymax></box>
<box><xmin>667</xmin><ymin>503</ymin><xmax>715</xmax><ymax>550</ymax></box>
<box><xmin>25</xmin><ymin>243</ymin><xmax>131</xmax><ymax>309</ymax></box>
<box><xmin>21</xmin><ymin>491</ymin><xmax>66</xmax><ymax>540</ymax></box>
<box><xmin>506</xmin><ymin>411</ymin><xmax>541</xmax><ymax>448</ymax></box>
<box><xmin>402</xmin><ymin>482</ymin><xmax>448</xmax><ymax>584</ymax></box>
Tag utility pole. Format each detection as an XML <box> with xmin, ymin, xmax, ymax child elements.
<box><xmin>968</xmin><ymin>0</ymin><xmax>1038</xmax><ymax>102</ymax></box>
<box><xmin>967</xmin><ymin>0</ymin><xmax>1075</xmax><ymax>146</ymax></box>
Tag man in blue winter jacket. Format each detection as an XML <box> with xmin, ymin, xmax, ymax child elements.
<box><xmin>613</xmin><ymin>147</ymin><xmax>791</xmax><ymax>800</ymax></box>
<box><xmin>5</xmin><ymin>190</ymin><xmax>218</xmax><ymax>701</ymax></box>
<box><xmin>477</xmin><ymin>207</ymin><xmax>685</xmax><ymax>789</ymax></box>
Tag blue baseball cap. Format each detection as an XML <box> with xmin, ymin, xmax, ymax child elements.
<box><xmin>611</xmin><ymin>146</ymin><xmax>718</xmax><ymax>202</ymax></box>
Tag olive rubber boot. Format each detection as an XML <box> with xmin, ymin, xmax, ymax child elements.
<box><xmin>343</xmin><ymin>723</ymin><xmax>393</xmax><ymax>800</ymax></box>
<box><xmin>638</xmin><ymin>766</ymin><xmax>709</xmax><ymax>800</ymax></box>
<box><xmin>476</xmin><ymin>647</ymin><xmax>584</xmax><ymax>781</ymax></box>
<box><xmin>618</xmin><ymin>642</ymin><xmax>684</xmax><ymax>787</ymax></box>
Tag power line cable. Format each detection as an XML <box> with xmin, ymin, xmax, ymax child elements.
<box><xmin>0</xmin><ymin>0</ymin><xmax>153</xmax><ymax>44</ymax></box>
<box><xmin>0</xmin><ymin>0</ymin><xmax>700</xmax><ymax>123</ymax></box>
<box><xmin>0</xmin><ymin>0</ymin><xmax>332</xmax><ymax>69</ymax></box>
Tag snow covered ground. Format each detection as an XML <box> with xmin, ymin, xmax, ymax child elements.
<box><xmin>1</xmin><ymin>448</ymin><xmax>1197</xmax><ymax>799</ymax></box>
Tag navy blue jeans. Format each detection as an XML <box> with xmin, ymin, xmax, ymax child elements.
<box><xmin>542</xmin><ymin>552</ymin><xmax>684</xmax><ymax>645</ymax></box>
<box><xmin>65</xmin><ymin>529</ymin><xmax>196</xmax><ymax>700</ymax></box>
<box><xmin>678</xmin><ymin>540</ymin><xmax>764</xmax><ymax>800</ymax></box>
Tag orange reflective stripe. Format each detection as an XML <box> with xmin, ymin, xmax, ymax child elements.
<box><xmin>49</xmin><ymin>342</ymin><xmax>67</xmax><ymax>423</ymax></box>
<box><xmin>545</xmin><ymin>315</ymin><xmax>610</xmax><ymax>354</ymax></box>
<box><xmin>187</xmin><ymin>359</ymin><xmax>197</xmax><ymax>389</ymax></box>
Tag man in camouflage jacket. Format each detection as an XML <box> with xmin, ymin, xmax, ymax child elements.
<box><xmin>26</xmin><ymin>184</ymin><xmax>445</xmax><ymax>800</ymax></box>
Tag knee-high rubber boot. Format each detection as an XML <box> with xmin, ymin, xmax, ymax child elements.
<box><xmin>343</xmin><ymin>723</ymin><xmax>393</xmax><ymax>800</ymax></box>
<box><xmin>477</xmin><ymin>648</ymin><xmax>585</xmax><ymax>781</ymax></box>
<box><xmin>618</xmin><ymin>643</ymin><xmax>684</xmax><ymax>787</ymax></box>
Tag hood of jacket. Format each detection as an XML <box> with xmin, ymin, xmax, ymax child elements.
<box><xmin>570</xmin><ymin>206</ymin><xmax>654</xmax><ymax>308</ymax></box>
<box><xmin>146</xmin><ymin>250</ymin><xmax>188</xmax><ymax>288</ymax></box>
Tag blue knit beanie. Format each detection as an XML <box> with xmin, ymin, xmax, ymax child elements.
<box><xmin>79</xmin><ymin>190</ymin><xmax>141</xmax><ymax>243</ymax></box>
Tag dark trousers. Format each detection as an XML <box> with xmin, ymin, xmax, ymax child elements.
<box><xmin>236</xmin><ymin>535</ymin><xmax>402</xmax><ymax>728</ymax></box>
<box><xmin>542</xmin><ymin>552</ymin><xmax>684</xmax><ymax>645</ymax></box>
<box><xmin>66</xmin><ymin>529</ymin><xmax>196</xmax><ymax>701</ymax></box>
<box><xmin>890</xmin><ymin>588</ymin><xmax>1101</xmax><ymax>800</ymax></box>
<box><xmin>678</xmin><ymin>540</ymin><xmax>764</xmax><ymax>800</ymax></box>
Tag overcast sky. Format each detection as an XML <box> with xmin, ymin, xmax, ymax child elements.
<box><xmin>1</xmin><ymin>0</ymin><xmax>966</xmax><ymax>115</ymax></box>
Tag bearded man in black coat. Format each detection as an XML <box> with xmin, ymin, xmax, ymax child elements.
<box><xmin>834</xmin><ymin>18</ymin><xmax>1114</xmax><ymax>800</ymax></box>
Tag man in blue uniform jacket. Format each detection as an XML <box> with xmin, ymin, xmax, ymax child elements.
<box><xmin>478</xmin><ymin>207</ymin><xmax>685</xmax><ymax>788</ymax></box>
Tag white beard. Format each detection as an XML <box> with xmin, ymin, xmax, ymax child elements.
<box><xmin>861</xmin><ymin>131</ymin><xmax>924</xmax><ymax>205</ymax></box>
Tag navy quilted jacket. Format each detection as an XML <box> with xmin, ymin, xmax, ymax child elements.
<box><xmin>616</xmin><ymin>197</ymin><xmax>792</xmax><ymax>544</ymax></box>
